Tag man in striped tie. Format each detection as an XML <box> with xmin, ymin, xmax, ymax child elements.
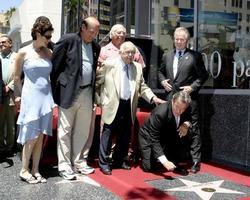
<box><xmin>96</xmin><ymin>41</ymin><xmax>165</xmax><ymax>175</ymax></box>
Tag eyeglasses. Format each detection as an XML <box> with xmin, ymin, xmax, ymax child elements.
<box><xmin>174</xmin><ymin>38</ymin><xmax>186</xmax><ymax>43</ymax></box>
<box><xmin>115</xmin><ymin>31</ymin><xmax>126</xmax><ymax>36</ymax></box>
<box><xmin>123</xmin><ymin>50</ymin><xmax>136</xmax><ymax>55</ymax></box>
<box><xmin>43</xmin><ymin>35</ymin><xmax>52</xmax><ymax>40</ymax></box>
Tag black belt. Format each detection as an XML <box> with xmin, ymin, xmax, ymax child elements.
<box><xmin>120</xmin><ymin>98</ymin><xmax>130</xmax><ymax>103</ymax></box>
<box><xmin>79</xmin><ymin>84</ymin><xmax>91</xmax><ymax>89</ymax></box>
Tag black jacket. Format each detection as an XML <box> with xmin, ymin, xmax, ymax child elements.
<box><xmin>158</xmin><ymin>48</ymin><xmax>208</xmax><ymax>100</ymax></box>
<box><xmin>51</xmin><ymin>33</ymin><xmax>100</xmax><ymax>108</ymax></box>
<box><xmin>139</xmin><ymin>102</ymin><xmax>191</xmax><ymax>159</ymax></box>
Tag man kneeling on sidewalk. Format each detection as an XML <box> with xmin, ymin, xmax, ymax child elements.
<box><xmin>138</xmin><ymin>91</ymin><xmax>192</xmax><ymax>174</ymax></box>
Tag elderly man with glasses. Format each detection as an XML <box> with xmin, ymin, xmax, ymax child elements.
<box><xmin>96</xmin><ymin>41</ymin><xmax>165</xmax><ymax>175</ymax></box>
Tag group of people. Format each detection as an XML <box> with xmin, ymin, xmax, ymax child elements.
<box><xmin>0</xmin><ymin>15</ymin><xmax>208</xmax><ymax>184</ymax></box>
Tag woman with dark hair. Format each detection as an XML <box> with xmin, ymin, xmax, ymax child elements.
<box><xmin>14</xmin><ymin>16</ymin><xmax>54</xmax><ymax>184</ymax></box>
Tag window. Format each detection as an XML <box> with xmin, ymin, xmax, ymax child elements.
<box><xmin>174</xmin><ymin>0</ymin><xmax>179</xmax><ymax>6</ymax></box>
<box><xmin>247</xmin><ymin>14</ymin><xmax>250</xmax><ymax>22</ymax></box>
<box><xmin>239</xmin><ymin>0</ymin><xmax>242</xmax><ymax>8</ymax></box>
<box><xmin>246</xmin><ymin>26</ymin><xmax>249</xmax><ymax>34</ymax></box>
<box><xmin>238</xmin><ymin>13</ymin><xmax>242</xmax><ymax>21</ymax></box>
<box><xmin>191</xmin><ymin>0</ymin><xmax>194</xmax><ymax>8</ymax></box>
<box><xmin>247</xmin><ymin>1</ymin><xmax>250</xmax><ymax>9</ymax></box>
<box><xmin>235</xmin><ymin>0</ymin><xmax>238</xmax><ymax>7</ymax></box>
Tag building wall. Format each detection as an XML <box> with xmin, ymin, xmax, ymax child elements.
<box><xmin>9</xmin><ymin>0</ymin><xmax>62</xmax><ymax>50</ymax></box>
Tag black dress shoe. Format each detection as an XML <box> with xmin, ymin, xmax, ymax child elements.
<box><xmin>113</xmin><ymin>162</ymin><xmax>131</xmax><ymax>170</ymax></box>
<box><xmin>100</xmin><ymin>168</ymin><xmax>112</xmax><ymax>175</ymax></box>
<box><xmin>173</xmin><ymin>166</ymin><xmax>188</xmax><ymax>175</ymax></box>
<box><xmin>121</xmin><ymin>162</ymin><xmax>131</xmax><ymax>170</ymax></box>
<box><xmin>191</xmin><ymin>162</ymin><xmax>200</xmax><ymax>173</ymax></box>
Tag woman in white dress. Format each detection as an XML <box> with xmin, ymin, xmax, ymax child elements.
<box><xmin>14</xmin><ymin>16</ymin><xmax>54</xmax><ymax>184</ymax></box>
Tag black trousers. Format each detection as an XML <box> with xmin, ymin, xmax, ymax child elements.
<box><xmin>99</xmin><ymin>99</ymin><xmax>132</xmax><ymax>170</ymax></box>
<box><xmin>139</xmin><ymin>130</ymin><xmax>189</xmax><ymax>172</ymax></box>
<box><xmin>188</xmin><ymin>99</ymin><xmax>201</xmax><ymax>163</ymax></box>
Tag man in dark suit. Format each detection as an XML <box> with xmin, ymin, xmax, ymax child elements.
<box><xmin>51</xmin><ymin>16</ymin><xmax>101</xmax><ymax>180</ymax></box>
<box><xmin>158</xmin><ymin>27</ymin><xmax>208</xmax><ymax>173</ymax></box>
<box><xmin>139</xmin><ymin>91</ymin><xmax>192</xmax><ymax>173</ymax></box>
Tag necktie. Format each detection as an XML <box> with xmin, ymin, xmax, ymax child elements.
<box><xmin>173</xmin><ymin>51</ymin><xmax>182</xmax><ymax>78</ymax></box>
<box><xmin>175</xmin><ymin>116</ymin><xmax>180</xmax><ymax>127</ymax></box>
<box><xmin>121</xmin><ymin>64</ymin><xmax>130</xmax><ymax>100</ymax></box>
<box><xmin>178</xmin><ymin>51</ymin><xmax>182</xmax><ymax>60</ymax></box>
<box><xmin>124</xmin><ymin>64</ymin><xmax>129</xmax><ymax>78</ymax></box>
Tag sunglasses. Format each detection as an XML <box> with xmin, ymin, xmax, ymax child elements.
<box><xmin>43</xmin><ymin>34</ymin><xmax>52</xmax><ymax>40</ymax></box>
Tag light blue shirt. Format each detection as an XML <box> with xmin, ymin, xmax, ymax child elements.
<box><xmin>119</xmin><ymin>59</ymin><xmax>131</xmax><ymax>100</ymax></box>
<box><xmin>81</xmin><ymin>42</ymin><xmax>93</xmax><ymax>86</ymax></box>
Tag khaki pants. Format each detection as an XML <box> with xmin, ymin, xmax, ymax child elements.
<box><xmin>57</xmin><ymin>87</ymin><xmax>93</xmax><ymax>171</ymax></box>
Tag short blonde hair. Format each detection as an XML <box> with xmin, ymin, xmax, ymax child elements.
<box><xmin>110</xmin><ymin>24</ymin><xmax>126</xmax><ymax>39</ymax></box>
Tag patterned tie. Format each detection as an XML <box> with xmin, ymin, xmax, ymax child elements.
<box><xmin>173</xmin><ymin>51</ymin><xmax>182</xmax><ymax>78</ymax></box>
<box><xmin>178</xmin><ymin>50</ymin><xmax>182</xmax><ymax>60</ymax></box>
<box><xmin>124</xmin><ymin>64</ymin><xmax>129</xmax><ymax>78</ymax></box>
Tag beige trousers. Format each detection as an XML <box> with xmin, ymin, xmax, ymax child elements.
<box><xmin>57</xmin><ymin>87</ymin><xmax>93</xmax><ymax>171</ymax></box>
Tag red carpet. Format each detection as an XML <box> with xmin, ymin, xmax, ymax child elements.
<box><xmin>48</xmin><ymin>107</ymin><xmax>250</xmax><ymax>199</ymax></box>
<box><xmin>89</xmin><ymin>162</ymin><xmax>250</xmax><ymax>200</ymax></box>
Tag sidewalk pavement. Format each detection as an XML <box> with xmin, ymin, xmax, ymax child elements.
<box><xmin>0</xmin><ymin>153</ymin><xmax>120</xmax><ymax>200</ymax></box>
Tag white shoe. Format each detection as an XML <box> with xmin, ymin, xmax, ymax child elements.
<box><xmin>59</xmin><ymin>168</ymin><xmax>76</xmax><ymax>180</ymax></box>
<box><xmin>74</xmin><ymin>165</ymin><xmax>95</xmax><ymax>175</ymax></box>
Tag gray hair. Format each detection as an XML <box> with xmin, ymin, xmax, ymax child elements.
<box><xmin>109</xmin><ymin>24</ymin><xmax>126</xmax><ymax>39</ymax></box>
<box><xmin>119</xmin><ymin>41</ymin><xmax>136</xmax><ymax>53</ymax></box>
<box><xmin>172</xmin><ymin>91</ymin><xmax>192</xmax><ymax>105</ymax></box>
<box><xmin>174</xmin><ymin>27</ymin><xmax>190</xmax><ymax>41</ymax></box>
<box><xmin>0</xmin><ymin>34</ymin><xmax>12</xmax><ymax>44</ymax></box>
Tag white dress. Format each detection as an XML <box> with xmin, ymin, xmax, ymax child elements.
<box><xmin>17</xmin><ymin>54</ymin><xmax>54</xmax><ymax>145</ymax></box>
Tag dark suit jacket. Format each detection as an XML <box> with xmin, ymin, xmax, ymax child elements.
<box><xmin>51</xmin><ymin>33</ymin><xmax>100</xmax><ymax>109</ymax></box>
<box><xmin>139</xmin><ymin>102</ymin><xmax>191</xmax><ymax>160</ymax></box>
<box><xmin>0</xmin><ymin>59</ymin><xmax>3</xmax><ymax>104</ymax></box>
<box><xmin>158</xmin><ymin>48</ymin><xmax>208</xmax><ymax>100</ymax></box>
